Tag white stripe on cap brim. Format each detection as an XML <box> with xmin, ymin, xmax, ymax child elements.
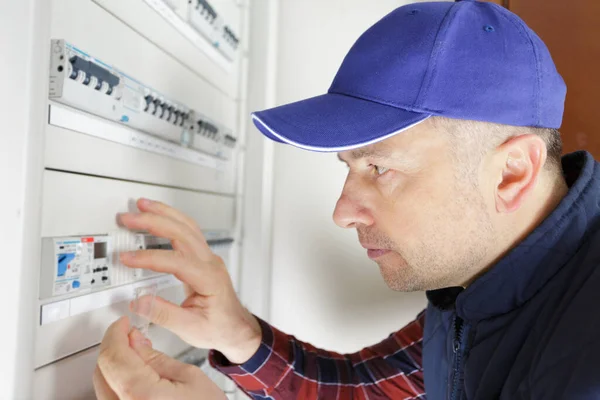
<box><xmin>251</xmin><ymin>113</ymin><xmax>432</xmax><ymax>152</ymax></box>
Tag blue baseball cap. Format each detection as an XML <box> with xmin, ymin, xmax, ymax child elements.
<box><xmin>251</xmin><ymin>0</ymin><xmax>566</xmax><ymax>152</ymax></box>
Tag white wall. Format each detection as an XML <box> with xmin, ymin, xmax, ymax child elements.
<box><xmin>237</xmin><ymin>0</ymin><xmax>278</xmax><ymax>321</ymax></box>
<box><xmin>268</xmin><ymin>0</ymin><xmax>432</xmax><ymax>352</ymax></box>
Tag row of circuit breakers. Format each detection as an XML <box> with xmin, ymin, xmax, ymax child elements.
<box><xmin>178</xmin><ymin>0</ymin><xmax>240</xmax><ymax>61</ymax></box>
<box><xmin>49</xmin><ymin>39</ymin><xmax>237</xmax><ymax>160</ymax></box>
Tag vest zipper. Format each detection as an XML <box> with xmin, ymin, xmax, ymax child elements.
<box><xmin>451</xmin><ymin>316</ymin><xmax>465</xmax><ymax>400</ymax></box>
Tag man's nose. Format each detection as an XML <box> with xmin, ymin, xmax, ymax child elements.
<box><xmin>333</xmin><ymin>192</ymin><xmax>373</xmax><ymax>229</ymax></box>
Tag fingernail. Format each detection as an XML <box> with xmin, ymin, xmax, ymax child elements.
<box><xmin>117</xmin><ymin>213</ymin><xmax>136</xmax><ymax>227</ymax></box>
<box><xmin>131</xmin><ymin>329</ymin><xmax>144</xmax><ymax>342</ymax></box>
<box><xmin>139</xmin><ymin>198</ymin><xmax>153</xmax><ymax>207</ymax></box>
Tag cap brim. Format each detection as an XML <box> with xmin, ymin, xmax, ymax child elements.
<box><xmin>251</xmin><ymin>93</ymin><xmax>431</xmax><ymax>152</ymax></box>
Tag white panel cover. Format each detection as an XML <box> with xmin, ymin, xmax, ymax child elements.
<box><xmin>45</xmin><ymin>104</ymin><xmax>237</xmax><ymax>194</ymax></box>
<box><xmin>41</xmin><ymin>169</ymin><xmax>235</xmax><ymax>238</ymax></box>
<box><xmin>33</xmin><ymin>322</ymin><xmax>197</xmax><ymax>400</ymax></box>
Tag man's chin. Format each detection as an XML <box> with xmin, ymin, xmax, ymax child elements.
<box><xmin>378</xmin><ymin>264</ymin><xmax>424</xmax><ymax>292</ymax></box>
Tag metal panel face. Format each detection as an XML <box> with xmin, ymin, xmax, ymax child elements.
<box><xmin>40</xmin><ymin>170</ymin><xmax>235</xmax><ymax>238</ymax></box>
<box><xmin>45</xmin><ymin>104</ymin><xmax>237</xmax><ymax>194</ymax></box>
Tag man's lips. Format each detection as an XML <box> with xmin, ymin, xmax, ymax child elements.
<box><xmin>367</xmin><ymin>249</ymin><xmax>391</xmax><ymax>259</ymax></box>
<box><xmin>361</xmin><ymin>243</ymin><xmax>391</xmax><ymax>259</ymax></box>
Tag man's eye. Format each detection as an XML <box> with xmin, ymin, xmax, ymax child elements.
<box><xmin>375</xmin><ymin>165</ymin><xmax>389</xmax><ymax>175</ymax></box>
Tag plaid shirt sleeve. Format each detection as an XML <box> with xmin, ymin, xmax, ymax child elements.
<box><xmin>209</xmin><ymin>310</ymin><xmax>426</xmax><ymax>400</ymax></box>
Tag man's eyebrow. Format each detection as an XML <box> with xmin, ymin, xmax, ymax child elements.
<box><xmin>337</xmin><ymin>147</ymin><xmax>393</xmax><ymax>163</ymax></box>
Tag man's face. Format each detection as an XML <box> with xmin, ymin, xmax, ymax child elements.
<box><xmin>334</xmin><ymin>119</ymin><xmax>495</xmax><ymax>291</ymax></box>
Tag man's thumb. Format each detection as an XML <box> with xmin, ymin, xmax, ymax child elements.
<box><xmin>130</xmin><ymin>295</ymin><xmax>191</xmax><ymax>334</ymax></box>
<box><xmin>129</xmin><ymin>329</ymin><xmax>189</xmax><ymax>380</ymax></box>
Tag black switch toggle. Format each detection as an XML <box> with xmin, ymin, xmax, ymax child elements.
<box><xmin>144</xmin><ymin>95</ymin><xmax>153</xmax><ymax>112</ymax></box>
<box><xmin>152</xmin><ymin>99</ymin><xmax>161</xmax><ymax>116</ymax></box>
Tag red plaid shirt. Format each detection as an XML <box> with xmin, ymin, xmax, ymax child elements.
<box><xmin>210</xmin><ymin>311</ymin><xmax>426</xmax><ymax>399</ymax></box>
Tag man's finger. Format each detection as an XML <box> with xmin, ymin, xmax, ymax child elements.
<box><xmin>97</xmin><ymin>317</ymin><xmax>157</xmax><ymax>395</ymax></box>
<box><xmin>120</xmin><ymin>250</ymin><xmax>217</xmax><ymax>295</ymax></box>
<box><xmin>130</xmin><ymin>295</ymin><xmax>205</xmax><ymax>337</ymax></box>
<box><xmin>93</xmin><ymin>366</ymin><xmax>119</xmax><ymax>400</ymax></box>
<box><xmin>136</xmin><ymin>198</ymin><xmax>208</xmax><ymax>250</ymax></box>
<box><xmin>129</xmin><ymin>329</ymin><xmax>198</xmax><ymax>382</ymax></box>
<box><xmin>119</xmin><ymin>212</ymin><xmax>207</xmax><ymax>255</ymax></box>
<box><xmin>134</xmin><ymin>199</ymin><xmax>215</xmax><ymax>298</ymax></box>
<box><xmin>137</xmin><ymin>198</ymin><xmax>204</xmax><ymax>239</ymax></box>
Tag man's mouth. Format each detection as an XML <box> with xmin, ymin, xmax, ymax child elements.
<box><xmin>361</xmin><ymin>243</ymin><xmax>391</xmax><ymax>259</ymax></box>
<box><xmin>366</xmin><ymin>249</ymin><xmax>391</xmax><ymax>259</ymax></box>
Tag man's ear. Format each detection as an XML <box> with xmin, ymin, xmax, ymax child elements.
<box><xmin>495</xmin><ymin>134</ymin><xmax>547</xmax><ymax>213</ymax></box>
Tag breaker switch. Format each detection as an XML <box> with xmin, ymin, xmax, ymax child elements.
<box><xmin>180</xmin><ymin>112</ymin><xmax>188</xmax><ymax>127</ymax></box>
<box><xmin>144</xmin><ymin>95</ymin><xmax>153</xmax><ymax>112</ymax></box>
<box><xmin>159</xmin><ymin>103</ymin><xmax>168</xmax><ymax>119</ymax></box>
<box><xmin>152</xmin><ymin>98</ymin><xmax>161</xmax><ymax>116</ymax></box>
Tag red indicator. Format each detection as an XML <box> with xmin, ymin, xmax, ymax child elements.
<box><xmin>82</xmin><ymin>237</ymin><xmax>94</xmax><ymax>243</ymax></box>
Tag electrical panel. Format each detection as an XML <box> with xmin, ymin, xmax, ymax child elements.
<box><xmin>32</xmin><ymin>0</ymin><xmax>247</xmax><ymax>398</ymax></box>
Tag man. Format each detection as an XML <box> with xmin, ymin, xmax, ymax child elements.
<box><xmin>94</xmin><ymin>0</ymin><xmax>600</xmax><ymax>399</ymax></box>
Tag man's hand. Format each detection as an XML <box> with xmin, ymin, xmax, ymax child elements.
<box><xmin>118</xmin><ymin>198</ymin><xmax>262</xmax><ymax>364</ymax></box>
<box><xmin>94</xmin><ymin>317</ymin><xmax>227</xmax><ymax>400</ymax></box>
